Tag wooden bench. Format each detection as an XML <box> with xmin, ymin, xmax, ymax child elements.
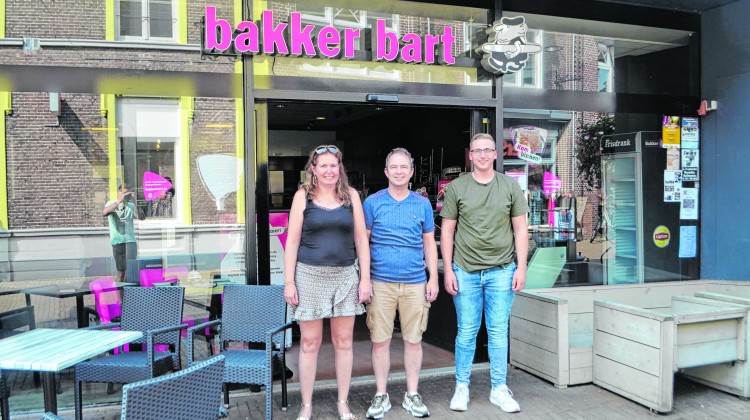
<box><xmin>684</xmin><ymin>289</ymin><xmax>750</xmax><ymax>399</ymax></box>
<box><xmin>509</xmin><ymin>280</ymin><xmax>750</xmax><ymax>388</ymax></box>
<box><xmin>592</xmin><ymin>295</ymin><xmax>747</xmax><ymax>413</ymax></box>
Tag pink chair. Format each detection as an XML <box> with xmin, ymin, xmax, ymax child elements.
<box><xmin>140</xmin><ymin>266</ymin><xmax>190</xmax><ymax>287</ymax></box>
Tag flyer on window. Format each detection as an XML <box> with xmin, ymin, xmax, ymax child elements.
<box><xmin>662</xmin><ymin>116</ymin><xmax>681</xmax><ymax>147</ymax></box>
<box><xmin>679</xmin><ymin>226</ymin><xmax>697</xmax><ymax>258</ymax></box>
<box><xmin>681</xmin><ymin>117</ymin><xmax>700</xmax><ymax>149</ymax></box>
<box><xmin>680</xmin><ymin>188</ymin><xmax>699</xmax><ymax>220</ymax></box>
<box><xmin>681</xmin><ymin>149</ymin><xmax>699</xmax><ymax>181</ymax></box>
<box><xmin>666</xmin><ymin>147</ymin><xmax>680</xmax><ymax>170</ymax></box>
<box><xmin>664</xmin><ymin>170</ymin><xmax>682</xmax><ymax>202</ymax></box>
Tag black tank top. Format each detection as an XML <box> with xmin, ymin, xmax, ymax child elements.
<box><xmin>297</xmin><ymin>201</ymin><xmax>356</xmax><ymax>266</ymax></box>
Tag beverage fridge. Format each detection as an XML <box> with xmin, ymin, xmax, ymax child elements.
<box><xmin>600</xmin><ymin>131</ymin><xmax>698</xmax><ymax>284</ymax></box>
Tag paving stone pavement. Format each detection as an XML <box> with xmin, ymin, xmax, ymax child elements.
<box><xmin>16</xmin><ymin>363</ymin><xmax>749</xmax><ymax>419</ymax></box>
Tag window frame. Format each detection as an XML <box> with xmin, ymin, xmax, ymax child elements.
<box><xmin>115</xmin><ymin>0</ymin><xmax>178</xmax><ymax>42</ymax></box>
<box><xmin>116</xmin><ymin>97</ymin><xmax>183</xmax><ymax>226</ymax></box>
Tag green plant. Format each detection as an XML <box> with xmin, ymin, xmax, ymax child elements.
<box><xmin>575</xmin><ymin>113</ymin><xmax>615</xmax><ymax>192</ymax></box>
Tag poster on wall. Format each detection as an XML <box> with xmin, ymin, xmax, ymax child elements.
<box><xmin>666</xmin><ymin>147</ymin><xmax>681</xmax><ymax>170</ymax></box>
<box><xmin>681</xmin><ymin>117</ymin><xmax>700</xmax><ymax>149</ymax></box>
<box><xmin>663</xmin><ymin>170</ymin><xmax>682</xmax><ymax>202</ymax></box>
<box><xmin>680</xmin><ymin>187</ymin><xmax>699</xmax><ymax>220</ymax></box>
<box><xmin>505</xmin><ymin>170</ymin><xmax>528</xmax><ymax>191</ymax></box>
<box><xmin>268</xmin><ymin>212</ymin><xmax>289</xmax><ymax>285</ymax></box>
<box><xmin>436</xmin><ymin>180</ymin><xmax>451</xmax><ymax>211</ymax></box>
<box><xmin>662</xmin><ymin>116</ymin><xmax>681</xmax><ymax>148</ymax></box>
<box><xmin>681</xmin><ymin>149</ymin><xmax>700</xmax><ymax>181</ymax></box>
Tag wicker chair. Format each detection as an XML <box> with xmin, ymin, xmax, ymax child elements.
<box><xmin>74</xmin><ymin>287</ymin><xmax>186</xmax><ymax>420</ymax></box>
<box><xmin>1</xmin><ymin>306</ymin><xmax>37</xmax><ymax>420</ymax></box>
<box><xmin>42</xmin><ymin>357</ymin><xmax>224</xmax><ymax>420</ymax></box>
<box><xmin>187</xmin><ymin>285</ymin><xmax>291</xmax><ymax>420</ymax></box>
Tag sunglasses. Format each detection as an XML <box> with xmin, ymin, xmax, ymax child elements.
<box><xmin>315</xmin><ymin>145</ymin><xmax>339</xmax><ymax>155</ymax></box>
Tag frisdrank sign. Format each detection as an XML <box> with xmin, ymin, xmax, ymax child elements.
<box><xmin>480</xmin><ymin>16</ymin><xmax>541</xmax><ymax>74</ymax></box>
<box><xmin>204</xmin><ymin>7</ymin><xmax>456</xmax><ymax>64</ymax></box>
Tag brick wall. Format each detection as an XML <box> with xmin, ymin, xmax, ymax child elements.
<box><xmin>6</xmin><ymin>0</ymin><xmax>106</xmax><ymax>39</ymax></box>
<box><xmin>6</xmin><ymin>93</ymin><xmax>110</xmax><ymax>229</ymax></box>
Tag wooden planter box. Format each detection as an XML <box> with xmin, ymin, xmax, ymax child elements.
<box><xmin>592</xmin><ymin>296</ymin><xmax>747</xmax><ymax>413</ymax></box>
<box><xmin>683</xmin><ymin>289</ymin><xmax>750</xmax><ymax>399</ymax></box>
<box><xmin>509</xmin><ymin>280</ymin><xmax>750</xmax><ymax>388</ymax></box>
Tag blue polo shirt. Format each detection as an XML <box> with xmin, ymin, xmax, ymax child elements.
<box><xmin>363</xmin><ymin>189</ymin><xmax>435</xmax><ymax>284</ymax></box>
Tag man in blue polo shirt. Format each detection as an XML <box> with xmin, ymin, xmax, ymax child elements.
<box><xmin>363</xmin><ymin>147</ymin><xmax>439</xmax><ymax>419</ymax></box>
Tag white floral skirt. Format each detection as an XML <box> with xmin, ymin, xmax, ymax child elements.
<box><xmin>291</xmin><ymin>261</ymin><xmax>365</xmax><ymax>321</ymax></box>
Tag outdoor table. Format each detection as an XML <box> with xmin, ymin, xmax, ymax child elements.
<box><xmin>0</xmin><ymin>328</ymin><xmax>142</xmax><ymax>414</ymax></box>
<box><xmin>22</xmin><ymin>280</ymin><xmax>131</xmax><ymax>328</ymax></box>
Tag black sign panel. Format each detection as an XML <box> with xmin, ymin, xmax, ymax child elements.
<box><xmin>601</xmin><ymin>133</ymin><xmax>638</xmax><ymax>154</ymax></box>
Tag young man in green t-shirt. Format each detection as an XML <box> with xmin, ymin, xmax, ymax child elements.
<box><xmin>440</xmin><ymin>133</ymin><xmax>529</xmax><ymax>413</ymax></box>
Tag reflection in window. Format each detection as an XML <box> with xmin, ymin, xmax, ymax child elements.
<box><xmin>117</xmin><ymin>0</ymin><xmax>176</xmax><ymax>41</ymax></box>
<box><xmin>598</xmin><ymin>43</ymin><xmax>613</xmax><ymax>92</ymax></box>
<box><xmin>117</xmin><ymin>98</ymin><xmax>180</xmax><ymax>221</ymax></box>
<box><xmin>503</xmin><ymin>30</ymin><xmax>542</xmax><ymax>88</ymax></box>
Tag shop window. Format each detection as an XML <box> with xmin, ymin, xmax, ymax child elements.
<box><xmin>117</xmin><ymin>98</ymin><xmax>180</xmax><ymax>221</ymax></box>
<box><xmin>117</xmin><ymin>0</ymin><xmax>177</xmax><ymax>41</ymax></box>
<box><xmin>502</xmin><ymin>30</ymin><xmax>542</xmax><ymax>88</ymax></box>
<box><xmin>598</xmin><ymin>43</ymin><xmax>614</xmax><ymax>92</ymax></box>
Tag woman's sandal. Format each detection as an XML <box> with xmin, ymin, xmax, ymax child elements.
<box><xmin>296</xmin><ymin>402</ymin><xmax>312</xmax><ymax>420</ymax></box>
<box><xmin>337</xmin><ymin>400</ymin><xmax>358</xmax><ymax>420</ymax></box>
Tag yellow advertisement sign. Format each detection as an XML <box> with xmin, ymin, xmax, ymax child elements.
<box><xmin>662</xmin><ymin>116</ymin><xmax>681</xmax><ymax>147</ymax></box>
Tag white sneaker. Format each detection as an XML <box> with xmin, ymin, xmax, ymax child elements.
<box><xmin>490</xmin><ymin>385</ymin><xmax>521</xmax><ymax>413</ymax></box>
<box><xmin>449</xmin><ymin>383</ymin><xmax>470</xmax><ymax>411</ymax></box>
<box><xmin>366</xmin><ymin>393</ymin><xmax>391</xmax><ymax>419</ymax></box>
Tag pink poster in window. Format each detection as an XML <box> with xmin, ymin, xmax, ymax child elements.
<box><xmin>542</xmin><ymin>171</ymin><xmax>562</xmax><ymax>196</ymax></box>
<box><xmin>142</xmin><ymin>171</ymin><xmax>172</xmax><ymax>201</ymax></box>
<box><xmin>436</xmin><ymin>180</ymin><xmax>451</xmax><ymax>211</ymax></box>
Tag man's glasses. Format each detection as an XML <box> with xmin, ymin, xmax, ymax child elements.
<box><xmin>470</xmin><ymin>148</ymin><xmax>496</xmax><ymax>156</ymax></box>
<box><xmin>315</xmin><ymin>145</ymin><xmax>339</xmax><ymax>155</ymax></box>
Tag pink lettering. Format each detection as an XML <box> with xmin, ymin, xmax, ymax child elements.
<box><xmin>317</xmin><ymin>27</ymin><xmax>340</xmax><ymax>58</ymax></box>
<box><xmin>399</xmin><ymin>33</ymin><xmax>421</xmax><ymax>63</ymax></box>
<box><xmin>423</xmin><ymin>34</ymin><xmax>439</xmax><ymax>64</ymax></box>
<box><xmin>260</xmin><ymin>10</ymin><xmax>289</xmax><ymax>55</ymax></box>
<box><xmin>204</xmin><ymin>6</ymin><xmax>231</xmax><ymax>51</ymax></box>
<box><xmin>375</xmin><ymin>20</ymin><xmax>398</xmax><ymax>61</ymax></box>
<box><xmin>289</xmin><ymin>12</ymin><xmax>315</xmax><ymax>56</ymax></box>
<box><xmin>342</xmin><ymin>28</ymin><xmax>360</xmax><ymax>59</ymax></box>
<box><xmin>234</xmin><ymin>21</ymin><xmax>259</xmax><ymax>53</ymax></box>
<box><xmin>439</xmin><ymin>26</ymin><xmax>455</xmax><ymax>65</ymax></box>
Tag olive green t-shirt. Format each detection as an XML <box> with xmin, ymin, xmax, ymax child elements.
<box><xmin>440</xmin><ymin>172</ymin><xmax>529</xmax><ymax>272</ymax></box>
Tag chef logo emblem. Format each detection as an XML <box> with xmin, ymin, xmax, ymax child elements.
<box><xmin>480</xmin><ymin>16</ymin><xmax>541</xmax><ymax>74</ymax></box>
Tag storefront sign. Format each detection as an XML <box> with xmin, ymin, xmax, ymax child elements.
<box><xmin>204</xmin><ymin>7</ymin><xmax>456</xmax><ymax>64</ymax></box>
<box><xmin>480</xmin><ymin>16</ymin><xmax>541</xmax><ymax>74</ymax></box>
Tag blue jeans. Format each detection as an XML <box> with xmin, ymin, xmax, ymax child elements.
<box><xmin>452</xmin><ymin>262</ymin><xmax>516</xmax><ymax>388</ymax></box>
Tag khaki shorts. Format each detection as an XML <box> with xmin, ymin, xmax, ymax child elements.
<box><xmin>366</xmin><ymin>281</ymin><xmax>431</xmax><ymax>344</ymax></box>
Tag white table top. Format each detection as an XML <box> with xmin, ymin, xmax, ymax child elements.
<box><xmin>0</xmin><ymin>328</ymin><xmax>142</xmax><ymax>372</ymax></box>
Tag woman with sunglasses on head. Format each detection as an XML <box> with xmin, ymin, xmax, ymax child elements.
<box><xmin>284</xmin><ymin>145</ymin><xmax>372</xmax><ymax>420</ymax></box>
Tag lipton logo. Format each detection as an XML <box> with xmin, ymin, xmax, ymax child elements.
<box><xmin>480</xmin><ymin>16</ymin><xmax>541</xmax><ymax>74</ymax></box>
<box><xmin>653</xmin><ymin>225</ymin><xmax>670</xmax><ymax>248</ymax></box>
